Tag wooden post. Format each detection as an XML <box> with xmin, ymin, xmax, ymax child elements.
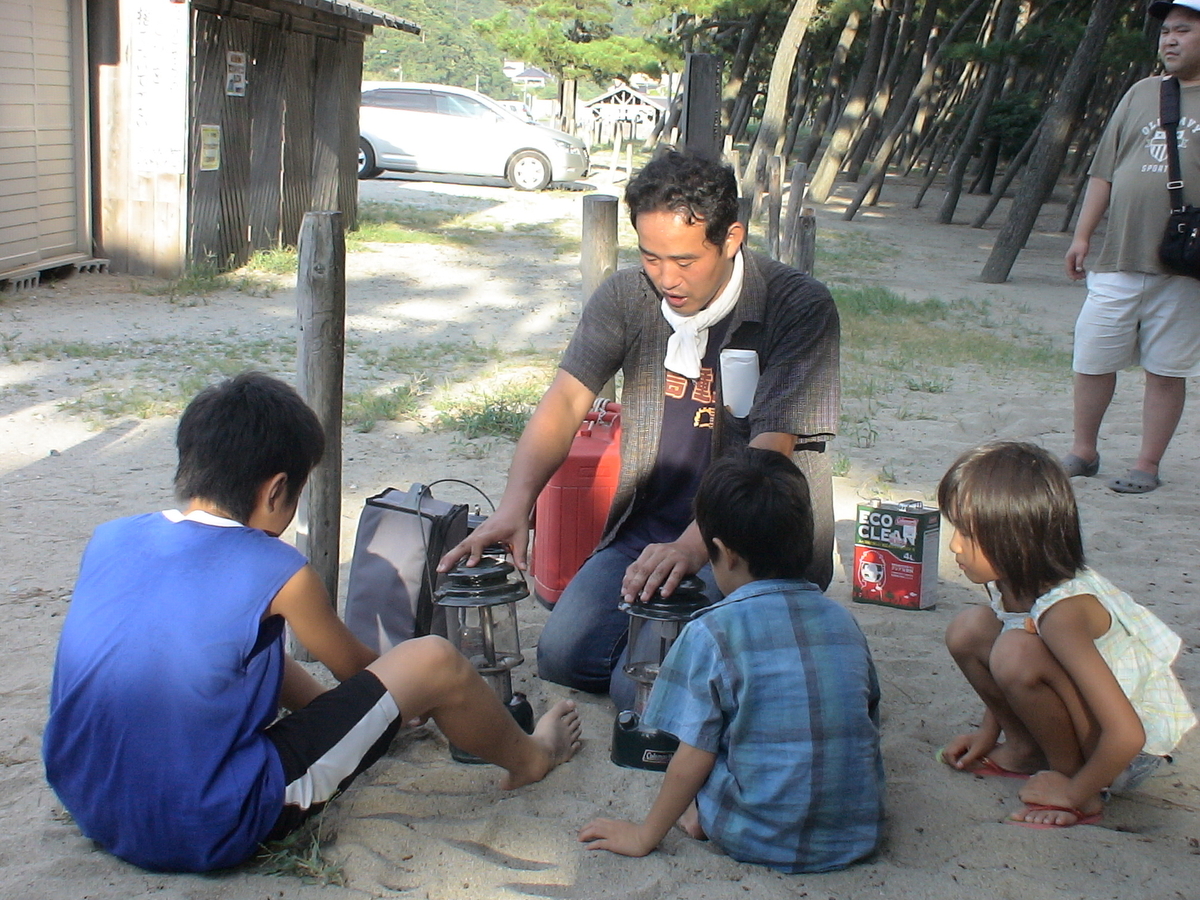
<box><xmin>581</xmin><ymin>194</ymin><xmax>619</xmax><ymax>399</ymax></box>
<box><xmin>782</xmin><ymin>163</ymin><xmax>808</xmax><ymax>264</ymax></box>
<box><xmin>295</xmin><ymin>211</ymin><xmax>345</xmax><ymax>638</ymax></box>
<box><xmin>738</xmin><ymin>195</ymin><xmax>753</xmax><ymax>238</ymax></box>
<box><xmin>767</xmin><ymin>155</ymin><xmax>783</xmax><ymax>261</ymax></box>
<box><xmin>559</xmin><ymin>78</ymin><xmax>578</xmax><ymax>135</ymax></box>
<box><xmin>792</xmin><ymin>209</ymin><xmax>816</xmax><ymax>275</ymax></box>
<box><xmin>680</xmin><ymin>53</ymin><xmax>722</xmax><ymax>162</ymax></box>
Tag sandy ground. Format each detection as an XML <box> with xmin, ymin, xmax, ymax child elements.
<box><xmin>1</xmin><ymin>168</ymin><xmax>1197</xmax><ymax>899</ymax></box>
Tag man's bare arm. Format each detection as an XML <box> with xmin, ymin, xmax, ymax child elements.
<box><xmin>438</xmin><ymin>369</ymin><xmax>597</xmax><ymax>571</ymax></box>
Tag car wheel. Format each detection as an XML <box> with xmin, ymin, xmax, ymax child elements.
<box><xmin>506</xmin><ymin>150</ymin><xmax>552</xmax><ymax>191</ymax></box>
<box><xmin>358</xmin><ymin>139</ymin><xmax>382</xmax><ymax>179</ymax></box>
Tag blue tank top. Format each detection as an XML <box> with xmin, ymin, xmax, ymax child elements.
<box><xmin>43</xmin><ymin>511</ymin><xmax>306</xmax><ymax>871</ymax></box>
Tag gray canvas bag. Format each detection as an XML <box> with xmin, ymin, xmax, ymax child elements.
<box><xmin>343</xmin><ymin>484</ymin><xmax>469</xmax><ymax>652</ymax></box>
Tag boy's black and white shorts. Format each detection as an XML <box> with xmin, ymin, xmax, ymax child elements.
<box><xmin>264</xmin><ymin>669</ymin><xmax>402</xmax><ymax>839</ymax></box>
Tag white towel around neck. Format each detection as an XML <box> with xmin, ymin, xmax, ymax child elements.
<box><xmin>659</xmin><ymin>250</ymin><xmax>744</xmax><ymax>380</ymax></box>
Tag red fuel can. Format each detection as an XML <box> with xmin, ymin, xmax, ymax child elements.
<box><xmin>531</xmin><ymin>401</ymin><xmax>622</xmax><ymax>607</ymax></box>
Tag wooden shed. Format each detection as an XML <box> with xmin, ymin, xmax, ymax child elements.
<box><xmin>1</xmin><ymin>0</ymin><xmax>94</xmax><ymax>289</ymax></box>
<box><xmin>0</xmin><ymin>0</ymin><xmax>418</xmax><ymax>287</ymax></box>
<box><xmin>582</xmin><ymin>85</ymin><xmax>667</xmax><ymax>145</ymax></box>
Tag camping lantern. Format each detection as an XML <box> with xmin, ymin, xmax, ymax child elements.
<box><xmin>610</xmin><ymin>575</ymin><xmax>711</xmax><ymax>771</ymax></box>
<box><xmin>436</xmin><ymin>554</ymin><xmax>534</xmax><ymax>763</ymax></box>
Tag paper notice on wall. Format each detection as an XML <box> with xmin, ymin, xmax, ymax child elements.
<box><xmin>199</xmin><ymin>126</ymin><xmax>221</xmax><ymax>171</ymax></box>
<box><xmin>226</xmin><ymin>51</ymin><xmax>247</xmax><ymax>97</ymax></box>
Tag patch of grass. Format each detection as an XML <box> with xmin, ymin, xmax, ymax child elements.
<box><xmin>842</xmin><ymin>406</ymin><xmax>879</xmax><ymax>449</ymax></box>
<box><xmin>253</xmin><ymin>814</ymin><xmax>345</xmax><ymax>886</ymax></box>
<box><xmin>833</xmin><ymin>285</ymin><xmax>950</xmax><ymax>322</ymax></box>
<box><xmin>831</xmin><ymin>453</ymin><xmax>851</xmax><ymax>478</ymax></box>
<box><xmin>348</xmin><ymin>201</ymin><xmax>479</xmax><ymax>248</ymax></box>
<box><xmin>242</xmin><ymin>247</ymin><xmax>298</xmax><ymax>275</ymax></box>
<box><xmin>904</xmin><ymin>374</ymin><xmax>952</xmax><ymax>393</ymax></box>
<box><xmin>449</xmin><ymin>434</ymin><xmax>503</xmax><ymax>459</ymax></box>
<box><xmin>23</xmin><ymin>335</ymin><xmax>296</xmax><ymax>425</ymax></box>
<box><xmin>816</xmin><ymin>229</ymin><xmax>901</xmax><ymax>276</ymax></box>
<box><xmin>10</xmin><ymin>340</ymin><xmax>130</xmax><ymax>362</ymax></box>
<box><xmin>836</xmin><ymin>285</ymin><xmax>1071</xmax><ymax>375</ymax></box>
<box><xmin>344</xmin><ymin>383</ymin><xmax>423</xmax><ymax>432</ymax></box>
<box><xmin>141</xmin><ymin>259</ymin><xmax>227</xmax><ymax>302</ymax></box>
<box><xmin>435</xmin><ymin>379</ymin><xmax>545</xmax><ymax>440</ymax></box>
<box><xmin>357</xmin><ymin>341</ymin><xmax>547</xmax><ymax>375</ymax></box>
<box><xmin>58</xmin><ymin>381</ymin><xmax>206</xmax><ymax>422</ymax></box>
<box><xmin>843</xmin><ymin>374</ymin><xmax>879</xmax><ymax>402</ymax></box>
<box><xmin>895</xmin><ymin>404</ymin><xmax>938</xmax><ymax>421</ymax></box>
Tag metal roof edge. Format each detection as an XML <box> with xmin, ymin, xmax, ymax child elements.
<box><xmin>284</xmin><ymin>0</ymin><xmax>420</xmax><ymax>34</ymax></box>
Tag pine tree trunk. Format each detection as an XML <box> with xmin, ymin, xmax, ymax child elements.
<box><xmin>798</xmin><ymin>7</ymin><xmax>862</xmax><ymax>166</ymax></box>
<box><xmin>744</xmin><ymin>0</ymin><xmax>821</xmax><ymax>203</ymax></box>
<box><xmin>721</xmin><ymin>8</ymin><xmax>768</xmax><ymax>131</ymax></box>
<box><xmin>938</xmin><ymin>0</ymin><xmax>1019</xmax><ymax>223</ymax></box>
<box><xmin>980</xmin><ymin>0</ymin><xmax>1123</xmax><ymax>283</ymax></box>
<box><xmin>810</xmin><ymin>0</ymin><xmax>890</xmax><ymax>203</ymax></box>
<box><xmin>842</xmin><ymin>0</ymin><xmax>988</xmax><ymax>220</ymax></box>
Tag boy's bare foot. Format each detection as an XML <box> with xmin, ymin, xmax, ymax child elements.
<box><xmin>676</xmin><ymin>801</ymin><xmax>708</xmax><ymax>840</ymax></box>
<box><xmin>501</xmin><ymin>699</ymin><xmax>582</xmax><ymax>790</ymax></box>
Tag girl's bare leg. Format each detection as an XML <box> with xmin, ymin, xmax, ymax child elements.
<box><xmin>944</xmin><ymin>607</ymin><xmax>1045</xmax><ymax>772</ymax></box>
<box><xmin>989</xmin><ymin>629</ymin><xmax>1098</xmax><ymax>775</ymax></box>
<box><xmin>368</xmin><ymin>636</ymin><xmax>581</xmax><ymax>789</ymax></box>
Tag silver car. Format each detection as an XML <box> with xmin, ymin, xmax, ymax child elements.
<box><xmin>358</xmin><ymin>82</ymin><xmax>589</xmax><ymax>191</ymax></box>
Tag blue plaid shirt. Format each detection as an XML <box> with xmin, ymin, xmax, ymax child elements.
<box><xmin>643</xmin><ymin>579</ymin><xmax>884</xmax><ymax>873</ymax></box>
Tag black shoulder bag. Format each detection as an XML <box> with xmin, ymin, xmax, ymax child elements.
<box><xmin>1158</xmin><ymin>75</ymin><xmax>1200</xmax><ymax>278</ymax></box>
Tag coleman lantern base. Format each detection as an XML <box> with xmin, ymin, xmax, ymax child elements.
<box><xmin>450</xmin><ymin>692</ymin><xmax>535</xmax><ymax>765</ymax></box>
<box><xmin>609</xmin><ymin>709</ymin><xmax>679</xmax><ymax>771</ymax></box>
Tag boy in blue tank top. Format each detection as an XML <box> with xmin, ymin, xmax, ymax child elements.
<box><xmin>579</xmin><ymin>449</ymin><xmax>883</xmax><ymax>873</ymax></box>
<box><xmin>42</xmin><ymin>372</ymin><xmax>581</xmax><ymax>873</ymax></box>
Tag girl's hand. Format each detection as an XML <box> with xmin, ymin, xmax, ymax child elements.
<box><xmin>941</xmin><ymin>730</ymin><xmax>997</xmax><ymax>771</ymax></box>
<box><xmin>579</xmin><ymin>818</ymin><xmax>658</xmax><ymax>857</ymax></box>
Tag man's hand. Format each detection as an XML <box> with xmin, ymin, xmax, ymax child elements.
<box><xmin>437</xmin><ymin>507</ymin><xmax>531</xmax><ymax>572</ymax></box>
<box><xmin>578</xmin><ymin>818</ymin><xmax>658</xmax><ymax>857</ymax></box>
<box><xmin>1064</xmin><ymin>176</ymin><xmax>1110</xmax><ymax>282</ymax></box>
<box><xmin>621</xmin><ymin>530</ymin><xmax>708</xmax><ymax>603</ymax></box>
<box><xmin>1064</xmin><ymin>238</ymin><xmax>1089</xmax><ymax>281</ymax></box>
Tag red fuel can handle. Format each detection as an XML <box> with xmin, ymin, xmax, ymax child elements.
<box><xmin>530</xmin><ymin>400</ymin><xmax>622</xmax><ymax>607</ymax></box>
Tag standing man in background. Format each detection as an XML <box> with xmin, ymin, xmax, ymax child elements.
<box><xmin>1062</xmin><ymin>1</ymin><xmax>1200</xmax><ymax>494</ymax></box>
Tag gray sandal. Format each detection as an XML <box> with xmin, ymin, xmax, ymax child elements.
<box><xmin>1060</xmin><ymin>453</ymin><xmax>1100</xmax><ymax>478</ymax></box>
<box><xmin>1107</xmin><ymin>469</ymin><xmax>1160</xmax><ymax>494</ymax></box>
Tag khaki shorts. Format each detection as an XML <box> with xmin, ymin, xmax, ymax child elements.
<box><xmin>1073</xmin><ymin>271</ymin><xmax>1200</xmax><ymax>377</ymax></box>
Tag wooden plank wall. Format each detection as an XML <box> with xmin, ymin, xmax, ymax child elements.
<box><xmin>280</xmin><ymin>31</ymin><xmax>316</xmax><ymax>248</ymax></box>
<box><xmin>248</xmin><ymin>25</ymin><xmax>286</xmax><ymax>250</ymax></box>
<box><xmin>191</xmin><ymin>7</ymin><xmax>365</xmax><ymax>271</ymax></box>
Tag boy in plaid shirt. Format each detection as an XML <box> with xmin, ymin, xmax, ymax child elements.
<box><xmin>580</xmin><ymin>449</ymin><xmax>884</xmax><ymax>872</ymax></box>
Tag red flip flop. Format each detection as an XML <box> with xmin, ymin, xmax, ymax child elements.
<box><xmin>936</xmin><ymin>747</ymin><xmax>1031</xmax><ymax>779</ymax></box>
<box><xmin>1009</xmin><ymin>803</ymin><xmax>1104</xmax><ymax>829</ymax></box>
